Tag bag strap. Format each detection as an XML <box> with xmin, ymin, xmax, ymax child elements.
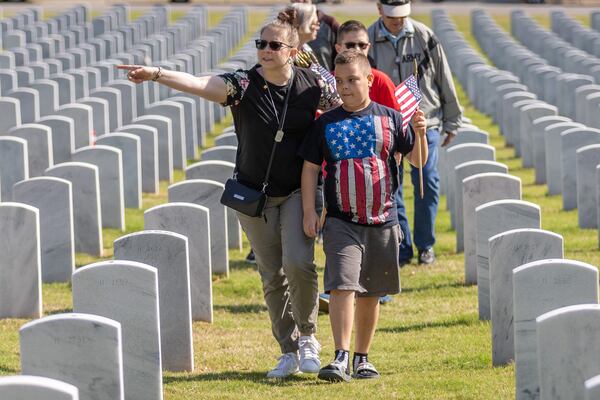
<box><xmin>260</xmin><ymin>68</ymin><xmax>295</xmax><ymax>193</ymax></box>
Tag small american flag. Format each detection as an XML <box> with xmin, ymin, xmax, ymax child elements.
<box><xmin>395</xmin><ymin>74</ymin><xmax>422</xmax><ymax>133</ymax></box>
<box><xmin>311</xmin><ymin>63</ymin><xmax>337</xmax><ymax>90</ymax></box>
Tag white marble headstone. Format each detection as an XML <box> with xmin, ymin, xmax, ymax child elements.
<box><xmin>462</xmin><ymin>173</ymin><xmax>522</xmax><ymax>284</ymax></box>
<box><xmin>71</xmin><ymin>145</ymin><xmax>125</xmax><ymax>230</ymax></box>
<box><xmin>0</xmin><ymin>136</ymin><xmax>28</xmax><ymax>200</ymax></box>
<box><xmin>185</xmin><ymin>160</ymin><xmax>242</xmax><ymax>251</ymax></box>
<box><xmin>513</xmin><ymin>259</ymin><xmax>598</xmax><ymax>400</ymax></box>
<box><xmin>131</xmin><ymin>115</ymin><xmax>173</xmax><ymax>183</ymax></box>
<box><xmin>13</xmin><ymin>177</ymin><xmax>74</xmax><ymax>283</ymax></box>
<box><xmin>96</xmin><ymin>133</ymin><xmax>142</xmax><ymax>209</ymax></box>
<box><xmin>537</xmin><ymin>304</ymin><xmax>600</xmax><ymax>400</ymax></box>
<box><xmin>576</xmin><ymin>144</ymin><xmax>600</xmax><ymax>228</ymax></box>
<box><xmin>168</xmin><ymin>179</ymin><xmax>228</xmax><ymax>276</ymax></box>
<box><xmin>0</xmin><ymin>202</ymin><xmax>41</xmax><ymax>318</ymax></box>
<box><xmin>7</xmin><ymin>123</ymin><xmax>53</xmax><ymax>177</ymax></box>
<box><xmin>20</xmin><ymin>313</ymin><xmax>125</xmax><ymax>400</ymax></box>
<box><xmin>489</xmin><ymin>229</ymin><xmax>563</xmax><ymax>367</ymax></box>
<box><xmin>476</xmin><ymin>199</ymin><xmax>541</xmax><ymax>321</ymax></box>
<box><xmin>113</xmin><ymin>230</ymin><xmax>194</xmax><ymax>372</ymax></box>
<box><xmin>531</xmin><ymin>116</ymin><xmax>571</xmax><ymax>184</ymax></box>
<box><xmin>445</xmin><ymin>143</ymin><xmax>496</xmax><ymax>228</ymax></box>
<box><xmin>144</xmin><ymin>203</ymin><xmax>213</xmax><ymax>321</ymax></box>
<box><xmin>560</xmin><ymin>128</ymin><xmax>600</xmax><ymax>210</ymax></box>
<box><xmin>117</xmin><ymin>124</ymin><xmax>159</xmax><ymax>194</ymax></box>
<box><xmin>144</xmin><ymin>101</ymin><xmax>186</xmax><ymax>169</ymax></box>
<box><xmin>45</xmin><ymin>162</ymin><xmax>103</xmax><ymax>256</ymax></box>
<box><xmin>200</xmin><ymin>145</ymin><xmax>237</xmax><ymax>164</ymax></box>
<box><xmin>72</xmin><ymin>261</ymin><xmax>163</xmax><ymax>400</ymax></box>
<box><xmin>0</xmin><ymin>375</ymin><xmax>79</xmax><ymax>400</ymax></box>
<box><xmin>453</xmin><ymin>161</ymin><xmax>508</xmax><ymax>252</ymax></box>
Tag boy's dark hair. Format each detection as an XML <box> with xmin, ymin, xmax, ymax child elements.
<box><xmin>334</xmin><ymin>49</ymin><xmax>372</xmax><ymax>73</ymax></box>
<box><xmin>337</xmin><ymin>20</ymin><xmax>368</xmax><ymax>44</ymax></box>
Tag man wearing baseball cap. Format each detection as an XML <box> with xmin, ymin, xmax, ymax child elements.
<box><xmin>368</xmin><ymin>0</ymin><xmax>462</xmax><ymax>266</ymax></box>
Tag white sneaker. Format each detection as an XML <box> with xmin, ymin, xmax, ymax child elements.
<box><xmin>298</xmin><ymin>335</ymin><xmax>321</xmax><ymax>373</ymax></box>
<box><xmin>266</xmin><ymin>352</ymin><xmax>299</xmax><ymax>378</ymax></box>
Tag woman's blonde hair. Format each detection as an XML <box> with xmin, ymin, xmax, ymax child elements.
<box><xmin>260</xmin><ymin>8</ymin><xmax>302</xmax><ymax>48</ymax></box>
<box><xmin>285</xmin><ymin>3</ymin><xmax>317</xmax><ymax>35</ymax></box>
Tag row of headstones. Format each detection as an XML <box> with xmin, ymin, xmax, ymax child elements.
<box><xmin>511</xmin><ymin>10</ymin><xmax>600</xmax><ymax>81</ymax></box>
<box><xmin>0</xmin><ymin>8</ymin><xmax>230</xmax><ymax>154</ymax></box>
<box><xmin>0</xmin><ymin>137</ymin><xmax>244</xmax><ymax>289</ymax></box>
<box><xmin>432</xmin><ymin>9</ymin><xmax>600</xmax><ymax>399</ymax></box>
<box><xmin>0</xmin><ymin>6</ymin><xmax>258</xmax><ymax>264</ymax></box>
<box><xmin>1</xmin><ymin>4</ymin><xmax>248</xmax><ymax>139</ymax></box>
<box><xmin>0</xmin><ymin>5</ymin><xmax>253</xmax><ymax>207</ymax></box>
<box><xmin>0</xmin><ymin>223</ymin><xmax>198</xmax><ymax>400</ymax></box>
<box><xmin>456</xmin><ymin>10</ymin><xmax>600</xmax><ymax>232</ymax></box>
<box><xmin>0</xmin><ymin>8</ymin><xmax>264</xmax><ymax>399</ymax></box>
<box><xmin>510</xmin><ymin>11</ymin><xmax>600</xmax><ymax>124</ymax></box>
<box><xmin>472</xmin><ymin>9</ymin><xmax>600</xmax><ymax>126</ymax></box>
<box><xmin>551</xmin><ymin>11</ymin><xmax>600</xmax><ymax>60</ymax></box>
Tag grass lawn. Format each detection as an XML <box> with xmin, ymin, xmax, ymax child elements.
<box><xmin>0</xmin><ymin>8</ymin><xmax>598</xmax><ymax>400</ymax></box>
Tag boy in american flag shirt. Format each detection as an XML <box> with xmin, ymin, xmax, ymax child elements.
<box><xmin>299</xmin><ymin>50</ymin><xmax>427</xmax><ymax>382</ymax></box>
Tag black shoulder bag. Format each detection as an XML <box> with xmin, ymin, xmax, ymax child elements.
<box><xmin>220</xmin><ymin>69</ymin><xmax>295</xmax><ymax>218</ymax></box>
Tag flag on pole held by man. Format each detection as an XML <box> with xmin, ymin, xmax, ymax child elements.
<box><xmin>394</xmin><ymin>74</ymin><xmax>422</xmax><ymax>133</ymax></box>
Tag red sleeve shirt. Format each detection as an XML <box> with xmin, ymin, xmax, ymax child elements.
<box><xmin>370</xmin><ymin>68</ymin><xmax>400</xmax><ymax>111</ymax></box>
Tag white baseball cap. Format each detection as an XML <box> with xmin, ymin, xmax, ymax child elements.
<box><xmin>380</xmin><ymin>0</ymin><xmax>411</xmax><ymax>18</ymax></box>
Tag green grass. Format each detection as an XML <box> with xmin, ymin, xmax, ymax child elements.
<box><xmin>1</xmin><ymin>9</ymin><xmax>599</xmax><ymax>400</ymax></box>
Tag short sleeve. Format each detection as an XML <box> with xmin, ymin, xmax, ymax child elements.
<box><xmin>218</xmin><ymin>69</ymin><xmax>250</xmax><ymax>107</ymax></box>
<box><xmin>299</xmin><ymin>119</ymin><xmax>325</xmax><ymax>166</ymax></box>
<box><xmin>394</xmin><ymin>112</ymin><xmax>415</xmax><ymax>156</ymax></box>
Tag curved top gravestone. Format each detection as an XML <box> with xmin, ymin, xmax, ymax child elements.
<box><xmin>20</xmin><ymin>313</ymin><xmax>125</xmax><ymax>400</ymax></box>
<box><xmin>0</xmin><ymin>375</ymin><xmax>79</xmax><ymax>400</ymax></box>
<box><xmin>537</xmin><ymin>304</ymin><xmax>600</xmax><ymax>400</ymax></box>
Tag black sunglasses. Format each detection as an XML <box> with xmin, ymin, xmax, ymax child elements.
<box><xmin>255</xmin><ymin>39</ymin><xmax>292</xmax><ymax>51</ymax></box>
<box><xmin>343</xmin><ymin>42</ymin><xmax>370</xmax><ymax>50</ymax></box>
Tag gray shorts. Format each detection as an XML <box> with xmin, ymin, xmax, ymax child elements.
<box><xmin>322</xmin><ymin>217</ymin><xmax>401</xmax><ymax>297</ymax></box>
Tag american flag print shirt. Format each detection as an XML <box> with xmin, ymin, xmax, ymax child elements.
<box><xmin>325</xmin><ymin>114</ymin><xmax>394</xmax><ymax>225</ymax></box>
<box><xmin>300</xmin><ymin>103</ymin><xmax>414</xmax><ymax>226</ymax></box>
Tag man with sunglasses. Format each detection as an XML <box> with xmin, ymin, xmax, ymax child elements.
<box><xmin>368</xmin><ymin>0</ymin><xmax>462</xmax><ymax>266</ymax></box>
<box><xmin>335</xmin><ymin>20</ymin><xmax>399</xmax><ymax>112</ymax></box>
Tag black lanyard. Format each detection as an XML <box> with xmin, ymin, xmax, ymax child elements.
<box><xmin>259</xmin><ymin>67</ymin><xmax>295</xmax><ymax>193</ymax></box>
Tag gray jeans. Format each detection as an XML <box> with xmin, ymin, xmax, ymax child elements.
<box><xmin>236</xmin><ymin>188</ymin><xmax>322</xmax><ymax>354</ymax></box>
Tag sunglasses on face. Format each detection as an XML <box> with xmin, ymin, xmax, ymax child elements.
<box><xmin>255</xmin><ymin>39</ymin><xmax>292</xmax><ymax>51</ymax></box>
<box><xmin>343</xmin><ymin>42</ymin><xmax>370</xmax><ymax>50</ymax></box>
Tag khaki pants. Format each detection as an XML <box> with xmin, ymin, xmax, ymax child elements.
<box><xmin>236</xmin><ymin>188</ymin><xmax>321</xmax><ymax>354</ymax></box>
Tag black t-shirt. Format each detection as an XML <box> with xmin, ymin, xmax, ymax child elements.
<box><xmin>219</xmin><ymin>65</ymin><xmax>339</xmax><ymax>197</ymax></box>
<box><xmin>299</xmin><ymin>102</ymin><xmax>415</xmax><ymax>226</ymax></box>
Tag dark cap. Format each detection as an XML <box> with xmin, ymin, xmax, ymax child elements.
<box><xmin>379</xmin><ymin>0</ymin><xmax>411</xmax><ymax>18</ymax></box>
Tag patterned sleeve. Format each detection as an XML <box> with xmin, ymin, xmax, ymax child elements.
<box><xmin>311</xmin><ymin>67</ymin><xmax>342</xmax><ymax>112</ymax></box>
<box><xmin>218</xmin><ymin>69</ymin><xmax>250</xmax><ymax>107</ymax></box>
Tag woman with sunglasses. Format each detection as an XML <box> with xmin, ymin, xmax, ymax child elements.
<box><xmin>118</xmin><ymin>9</ymin><xmax>340</xmax><ymax>379</ymax></box>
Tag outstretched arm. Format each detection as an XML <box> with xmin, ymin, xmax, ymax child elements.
<box><xmin>116</xmin><ymin>65</ymin><xmax>228</xmax><ymax>104</ymax></box>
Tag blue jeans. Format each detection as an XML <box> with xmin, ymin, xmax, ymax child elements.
<box><xmin>395</xmin><ymin>129</ymin><xmax>440</xmax><ymax>262</ymax></box>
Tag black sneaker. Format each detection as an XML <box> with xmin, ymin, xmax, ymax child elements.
<box><xmin>245</xmin><ymin>250</ymin><xmax>256</xmax><ymax>264</ymax></box>
<box><xmin>352</xmin><ymin>361</ymin><xmax>380</xmax><ymax>379</ymax></box>
<box><xmin>318</xmin><ymin>353</ymin><xmax>351</xmax><ymax>382</ymax></box>
<box><xmin>418</xmin><ymin>248</ymin><xmax>435</xmax><ymax>265</ymax></box>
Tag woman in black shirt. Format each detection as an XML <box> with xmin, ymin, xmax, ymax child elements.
<box><xmin>118</xmin><ymin>9</ymin><xmax>340</xmax><ymax>379</ymax></box>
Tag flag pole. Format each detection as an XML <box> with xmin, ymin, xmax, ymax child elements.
<box><xmin>414</xmin><ymin>59</ymin><xmax>424</xmax><ymax>200</ymax></box>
